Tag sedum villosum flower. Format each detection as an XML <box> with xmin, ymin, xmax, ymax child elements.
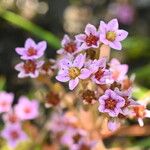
<box><xmin>56</xmin><ymin>54</ymin><xmax>91</xmax><ymax>90</ymax></box>
<box><xmin>99</xmin><ymin>18</ymin><xmax>128</xmax><ymax>50</ymax></box>
<box><xmin>15</xmin><ymin>38</ymin><xmax>47</xmax><ymax>60</ymax></box>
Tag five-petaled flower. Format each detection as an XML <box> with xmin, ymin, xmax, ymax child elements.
<box><xmin>0</xmin><ymin>92</ymin><xmax>14</xmax><ymax>113</ymax></box>
<box><xmin>98</xmin><ymin>89</ymin><xmax>125</xmax><ymax>117</ymax></box>
<box><xmin>15</xmin><ymin>38</ymin><xmax>47</xmax><ymax>60</ymax></box>
<box><xmin>99</xmin><ymin>18</ymin><xmax>128</xmax><ymax>50</ymax></box>
<box><xmin>57</xmin><ymin>35</ymin><xmax>80</xmax><ymax>55</ymax></box>
<box><xmin>56</xmin><ymin>54</ymin><xmax>91</xmax><ymax>90</ymax></box>
<box><xmin>75</xmin><ymin>24</ymin><xmax>100</xmax><ymax>50</ymax></box>
<box><xmin>15</xmin><ymin>60</ymin><xmax>44</xmax><ymax>78</ymax></box>
<box><xmin>14</xmin><ymin>96</ymin><xmax>39</xmax><ymax>120</ymax></box>
<box><xmin>1</xmin><ymin>124</ymin><xmax>27</xmax><ymax>148</ymax></box>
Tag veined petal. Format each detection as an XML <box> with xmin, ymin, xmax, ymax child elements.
<box><xmin>116</xmin><ymin>30</ymin><xmax>128</xmax><ymax>41</ymax></box>
<box><xmin>109</xmin><ymin>41</ymin><xmax>122</xmax><ymax>50</ymax></box>
<box><xmin>25</xmin><ymin>38</ymin><xmax>36</xmax><ymax>49</ymax></box>
<box><xmin>56</xmin><ymin>75</ymin><xmax>70</xmax><ymax>82</ymax></box>
<box><xmin>15</xmin><ymin>48</ymin><xmax>25</xmax><ymax>55</ymax></box>
<box><xmin>99</xmin><ymin>21</ymin><xmax>107</xmax><ymax>33</ymax></box>
<box><xmin>107</xmin><ymin>18</ymin><xmax>119</xmax><ymax>31</ymax></box>
<box><xmin>37</xmin><ymin>41</ymin><xmax>47</xmax><ymax>52</ymax></box>
<box><xmin>85</xmin><ymin>23</ymin><xmax>97</xmax><ymax>35</ymax></box>
<box><xmin>79</xmin><ymin>68</ymin><xmax>91</xmax><ymax>79</ymax></box>
<box><xmin>61</xmin><ymin>34</ymin><xmax>70</xmax><ymax>46</ymax></box>
<box><xmin>75</xmin><ymin>34</ymin><xmax>86</xmax><ymax>42</ymax></box>
<box><xmin>73</xmin><ymin>54</ymin><xmax>86</xmax><ymax>69</ymax></box>
<box><xmin>69</xmin><ymin>78</ymin><xmax>79</xmax><ymax>90</ymax></box>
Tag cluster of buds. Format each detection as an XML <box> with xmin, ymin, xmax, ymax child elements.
<box><xmin>55</xmin><ymin>18</ymin><xmax>150</xmax><ymax>131</ymax></box>
<box><xmin>0</xmin><ymin>91</ymin><xmax>39</xmax><ymax>148</ymax></box>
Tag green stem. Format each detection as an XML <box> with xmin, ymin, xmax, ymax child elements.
<box><xmin>0</xmin><ymin>7</ymin><xmax>60</xmax><ymax>49</ymax></box>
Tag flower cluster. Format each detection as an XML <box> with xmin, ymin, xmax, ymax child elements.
<box><xmin>55</xmin><ymin>18</ymin><xmax>150</xmax><ymax>131</ymax></box>
<box><xmin>0</xmin><ymin>91</ymin><xmax>39</xmax><ymax>148</ymax></box>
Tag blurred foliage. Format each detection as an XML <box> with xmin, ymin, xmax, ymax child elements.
<box><xmin>0</xmin><ymin>7</ymin><xmax>60</xmax><ymax>49</ymax></box>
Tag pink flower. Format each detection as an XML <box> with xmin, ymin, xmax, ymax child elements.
<box><xmin>99</xmin><ymin>18</ymin><xmax>128</xmax><ymax>50</ymax></box>
<box><xmin>0</xmin><ymin>92</ymin><xmax>14</xmax><ymax>113</ymax></box>
<box><xmin>1</xmin><ymin>124</ymin><xmax>27</xmax><ymax>148</ymax></box>
<box><xmin>132</xmin><ymin>100</ymin><xmax>150</xmax><ymax>127</ymax></box>
<box><xmin>75</xmin><ymin>24</ymin><xmax>100</xmax><ymax>50</ymax></box>
<box><xmin>57</xmin><ymin>35</ymin><xmax>80</xmax><ymax>55</ymax></box>
<box><xmin>110</xmin><ymin>58</ymin><xmax>128</xmax><ymax>82</ymax></box>
<box><xmin>86</xmin><ymin>58</ymin><xmax>113</xmax><ymax>84</ymax></box>
<box><xmin>107</xmin><ymin>119</ymin><xmax>120</xmax><ymax>131</ymax></box>
<box><xmin>14</xmin><ymin>96</ymin><xmax>39</xmax><ymax>120</ymax></box>
<box><xmin>98</xmin><ymin>89</ymin><xmax>125</xmax><ymax>117</ymax></box>
<box><xmin>15</xmin><ymin>38</ymin><xmax>47</xmax><ymax>60</ymax></box>
<box><xmin>56</xmin><ymin>54</ymin><xmax>91</xmax><ymax>90</ymax></box>
<box><xmin>2</xmin><ymin>110</ymin><xmax>20</xmax><ymax>125</ymax></box>
<box><xmin>15</xmin><ymin>60</ymin><xmax>44</xmax><ymax>78</ymax></box>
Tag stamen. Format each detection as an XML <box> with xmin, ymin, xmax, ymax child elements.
<box><xmin>85</xmin><ymin>33</ymin><xmax>99</xmax><ymax>46</ymax></box>
<box><xmin>69</xmin><ymin>67</ymin><xmax>80</xmax><ymax>79</ymax></box>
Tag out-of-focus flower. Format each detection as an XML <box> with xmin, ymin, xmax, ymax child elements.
<box><xmin>99</xmin><ymin>18</ymin><xmax>128</xmax><ymax>50</ymax></box>
<box><xmin>14</xmin><ymin>96</ymin><xmax>39</xmax><ymax>120</ymax></box>
<box><xmin>109</xmin><ymin>58</ymin><xmax>128</xmax><ymax>82</ymax></box>
<box><xmin>0</xmin><ymin>92</ymin><xmax>14</xmax><ymax>113</ymax></box>
<box><xmin>132</xmin><ymin>100</ymin><xmax>150</xmax><ymax>127</ymax></box>
<box><xmin>75</xmin><ymin>24</ymin><xmax>100</xmax><ymax>50</ymax></box>
<box><xmin>57</xmin><ymin>35</ymin><xmax>80</xmax><ymax>55</ymax></box>
<box><xmin>15</xmin><ymin>60</ymin><xmax>44</xmax><ymax>78</ymax></box>
<box><xmin>1</xmin><ymin>124</ymin><xmax>27</xmax><ymax>148</ymax></box>
<box><xmin>56</xmin><ymin>54</ymin><xmax>91</xmax><ymax>90</ymax></box>
<box><xmin>107</xmin><ymin>119</ymin><xmax>120</xmax><ymax>131</ymax></box>
<box><xmin>98</xmin><ymin>89</ymin><xmax>125</xmax><ymax>117</ymax></box>
<box><xmin>3</xmin><ymin>110</ymin><xmax>20</xmax><ymax>125</ymax></box>
<box><xmin>15</xmin><ymin>38</ymin><xmax>47</xmax><ymax>60</ymax></box>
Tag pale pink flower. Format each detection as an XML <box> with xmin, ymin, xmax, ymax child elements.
<box><xmin>1</xmin><ymin>124</ymin><xmax>27</xmax><ymax>148</ymax></box>
<box><xmin>15</xmin><ymin>38</ymin><xmax>47</xmax><ymax>60</ymax></box>
<box><xmin>99</xmin><ymin>18</ymin><xmax>128</xmax><ymax>50</ymax></box>
<box><xmin>75</xmin><ymin>24</ymin><xmax>100</xmax><ymax>50</ymax></box>
<box><xmin>107</xmin><ymin>119</ymin><xmax>120</xmax><ymax>131</ymax></box>
<box><xmin>0</xmin><ymin>92</ymin><xmax>14</xmax><ymax>113</ymax></box>
<box><xmin>15</xmin><ymin>60</ymin><xmax>44</xmax><ymax>78</ymax></box>
<box><xmin>57</xmin><ymin>35</ymin><xmax>80</xmax><ymax>55</ymax></box>
<box><xmin>14</xmin><ymin>96</ymin><xmax>39</xmax><ymax>120</ymax></box>
<box><xmin>2</xmin><ymin>110</ymin><xmax>20</xmax><ymax>125</ymax></box>
<box><xmin>86</xmin><ymin>58</ymin><xmax>113</xmax><ymax>84</ymax></box>
<box><xmin>98</xmin><ymin>89</ymin><xmax>125</xmax><ymax>117</ymax></box>
<box><xmin>132</xmin><ymin>99</ymin><xmax>150</xmax><ymax>127</ymax></box>
<box><xmin>56</xmin><ymin>54</ymin><xmax>91</xmax><ymax>90</ymax></box>
<box><xmin>110</xmin><ymin>58</ymin><xmax>128</xmax><ymax>82</ymax></box>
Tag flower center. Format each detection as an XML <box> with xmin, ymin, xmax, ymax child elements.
<box><xmin>105</xmin><ymin>98</ymin><xmax>117</xmax><ymax>110</ymax></box>
<box><xmin>27</xmin><ymin>47</ymin><xmax>37</xmax><ymax>56</ymax></box>
<box><xmin>95</xmin><ymin>68</ymin><xmax>104</xmax><ymax>80</ymax></box>
<box><xmin>64</xmin><ymin>42</ymin><xmax>77</xmax><ymax>53</ymax></box>
<box><xmin>24</xmin><ymin>107</ymin><xmax>31</xmax><ymax>114</ymax></box>
<box><xmin>9</xmin><ymin>114</ymin><xmax>18</xmax><ymax>123</ymax></box>
<box><xmin>69</xmin><ymin>67</ymin><xmax>80</xmax><ymax>79</ymax></box>
<box><xmin>10</xmin><ymin>130</ymin><xmax>19</xmax><ymax>140</ymax></box>
<box><xmin>73</xmin><ymin>133</ymin><xmax>81</xmax><ymax>143</ymax></box>
<box><xmin>80</xmin><ymin>144</ymin><xmax>90</xmax><ymax>150</ymax></box>
<box><xmin>85</xmin><ymin>33</ymin><xmax>99</xmax><ymax>46</ymax></box>
<box><xmin>82</xmin><ymin>90</ymin><xmax>96</xmax><ymax>103</ymax></box>
<box><xmin>106</xmin><ymin>31</ymin><xmax>116</xmax><ymax>41</ymax></box>
<box><xmin>23</xmin><ymin>60</ymin><xmax>36</xmax><ymax>73</ymax></box>
<box><xmin>133</xmin><ymin>106</ymin><xmax>145</xmax><ymax>118</ymax></box>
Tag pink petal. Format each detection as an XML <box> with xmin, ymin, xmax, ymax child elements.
<box><xmin>73</xmin><ymin>54</ymin><xmax>86</xmax><ymax>69</ymax></box>
<box><xmin>37</xmin><ymin>41</ymin><xmax>47</xmax><ymax>51</ymax></box>
<box><xmin>75</xmin><ymin>34</ymin><xmax>86</xmax><ymax>42</ymax></box>
<box><xmin>138</xmin><ymin>118</ymin><xmax>144</xmax><ymax>127</ymax></box>
<box><xmin>15</xmin><ymin>48</ymin><xmax>25</xmax><ymax>55</ymax></box>
<box><xmin>56</xmin><ymin>75</ymin><xmax>70</xmax><ymax>82</ymax></box>
<box><xmin>15</xmin><ymin>62</ymin><xmax>24</xmax><ymax>71</ymax></box>
<box><xmin>69</xmin><ymin>78</ymin><xmax>79</xmax><ymax>90</ymax></box>
<box><xmin>79</xmin><ymin>68</ymin><xmax>91</xmax><ymax>79</ymax></box>
<box><xmin>85</xmin><ymin>23</ymin><xmax>97</xmax><ymax>35</ymax></box>
<box><xmin>107</xmin><ymin>18</ymin><xmax>119</xmax><ymax>31</ymax></box>
<box><xmin>109</xmin><ymin>41</ymin><xmax>122</xmax><ymax>50</ymax></box>
<box><xmin>108</xmin><ymin>120</ymin><xmax>120</xmax><ymax>131</ymax></box>
<box><xmin>25</xmin><ymin>38</ymin><xmax>36</xmax><ymax>49</ymax></box>
<box><xmin>99</xmin><ymin>21</ymin><xmax>107</xmax><ymax>33</ymax></box>
<box><xmin>57</xmin><ymin>48</ymin><xmax>64</xmax><ymax>54</ymax></box>
<box><xmin>61</xmin><ymin>35</ymin><xmax>70</xmax><ymax>46</ymax></box>
<box><xmin>116</xmin><ymin>30</ymin><xmax>128</xmax><ymax>41</ymax></box>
